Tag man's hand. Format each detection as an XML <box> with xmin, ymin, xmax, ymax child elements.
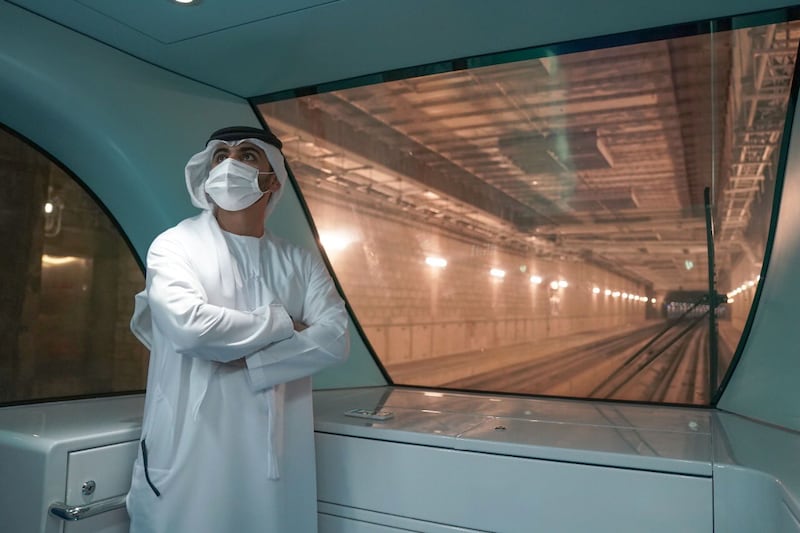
<box><xmin>293</xmin><ymin>320</ymin><xmax>309</xmax><ymax>332</ymax></box>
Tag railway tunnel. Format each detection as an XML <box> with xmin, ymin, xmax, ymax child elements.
<box><xmin>254</xmin><ymin>21</ymin><xmax>798</xmax><ymax>406</ymax></box>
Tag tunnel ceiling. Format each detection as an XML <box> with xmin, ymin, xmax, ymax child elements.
<box><xmin>260</xmin><ymin>23</ymin><xmax>800</xmax><ymax>292</ymax></box>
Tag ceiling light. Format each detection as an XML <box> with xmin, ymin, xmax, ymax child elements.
<box><xmin>173</xmin><ymin>0</ymin><xmax>198</xmax><ymax>4</ymax></box>
<box><xmin>490</xmin><ymin>268</ymin><xmax>506</xmax><ymax>279</ymax></box>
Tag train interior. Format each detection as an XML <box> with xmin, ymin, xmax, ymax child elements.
<box><xmin>3</xmin><ymin>0</ymin><xmax>800</xmax><ymax>531</ymax></box>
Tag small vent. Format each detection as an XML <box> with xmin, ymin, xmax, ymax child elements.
<box><xmin>567</xmin><ymin>187</ymin><xmax>639</xmax><ymax>212</ymax></box>
<box><xmin>499</xmin><ymin>130</ymin><xmax>613</xmax><ymax>173</ymax></box>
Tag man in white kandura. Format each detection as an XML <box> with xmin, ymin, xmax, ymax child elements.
<box><xmin>126</xmin><ymin>125</ymin><xmax>349</xmax><ymax>532</ymax></box>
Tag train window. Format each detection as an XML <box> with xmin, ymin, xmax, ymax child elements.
<box><xmin>258</xmin><ymin>17</ymin><xmax>800</xmax><ymax>404</ymax></box>
<box><xmin>0</xmin><ymin>128</ymin><xmax>147</xmax><ymax>404</ymax></box>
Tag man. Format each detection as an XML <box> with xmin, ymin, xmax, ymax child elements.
<box><xmin>127</xmin><ymin>125</ymin><xmax>349</xmax><ymax>532</ymax></box>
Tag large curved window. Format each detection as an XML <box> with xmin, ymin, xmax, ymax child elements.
<box><xmin>0</xmin><ymin>128</ymin><xmax>147</xmax><ymax>404</ymax></box>
<box><xmin>258</xmin><ymin>17</ymin><xmax>800</xmax><ymax>404</ymax></box>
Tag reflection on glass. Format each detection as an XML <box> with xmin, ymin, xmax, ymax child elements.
<box><xmin>259</xmin><ymin>20</ymin><xmax>800</xmax><ymax>404</ymax></box>
<box><xmin>0</xmin><ymin>129</ymin><xmax>147</xmax><ymax>404</ymax></box>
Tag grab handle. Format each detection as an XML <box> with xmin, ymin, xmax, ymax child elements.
<box><xmin>49</xmin><ymin>495</ymin><xmax>126</xmax><ymax>521</ymax></box>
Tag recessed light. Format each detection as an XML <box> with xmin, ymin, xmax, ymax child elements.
<box><xmin>173</xmin><ymin>0</ymin><xmax>198</xmax><ymax>5</ymax></box>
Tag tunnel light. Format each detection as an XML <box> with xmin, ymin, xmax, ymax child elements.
<box><xmin>622</xmin><ymin>293</ymin><xmax>628</xmax><ymax>299</ymax></box>
<box><xmin>530</xmin><ymin>275</ymin><xmax>543</xmax><ymax>285</ymax></box>
<box><xmin>42</xmin><ymin>254</ymin><xmax>81</xmax><ymax>266</ymax></box>
<box><xmin>425</xmin><ymin>256</ymin><xmax>447</xmax><ymax>268</ymax></box>
<box><xmin>612</xmin><ymin>291</ymin><xmax>621</xmax><ymax>298</ymax></box>
<box><xmin>592</xmin><ymin>287</ymin><xmax>600</xmax><ymax>294</ymax></box>
<box><xmin>319</xmin><ymin>231</ymin><xmax>353</xmax><ymax>252</ymax></box>
<box><xmin>728</xmin><ymin>298</ymin><xmax>735</xmax><ymax>303</ymax></box>
<box><xmin>423</xmin><ymin>392</ymin><xmax>444</xmax><ymax>398</ymax></box>
<box><xmin>549</xmin><ymin>281</ymin><xmax>559</xmax><ymax>290</ymax></box>
<box><xmin>650</xmin><ymin>297</ymin><xmax>656</xmax><ymax>304</ymax></box>
<box><xmin>747</xmin><ymin>280</ymin><xmax>755</xmax><ymax>287</ymax></box>
<box><xmin>604</xmin><ymin>289</ymin><xmax>612</xmax><ymax>296</ymax></box>
<box><xmin>490</xmin><ymin>268</ymin><xmax>506</xmax><ymax>279</ymax></box>
<box><xmin>558</xmin><ymin>280</ymin><xmax>568</xmax><ymax>288</ymax></box>
<box><xmin>44</xmin><ymin>202</ymin><xmax>54</xmax><ymax>214</ymax></box>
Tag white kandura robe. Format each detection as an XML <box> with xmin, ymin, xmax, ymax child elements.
<box><xmin>126</xmin><ymin>210</ymin><xmax>349</xmax><ymax>533</ymax></box>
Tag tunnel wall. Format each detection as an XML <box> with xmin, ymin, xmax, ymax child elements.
<box><xmin>305</xmin><ymin>194</ymin><xmax>652</xmax><ymax>366</ymax></box>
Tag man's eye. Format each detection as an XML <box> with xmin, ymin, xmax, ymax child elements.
<box><xmin>213</xmin><ymin>153</ymin><xmax>226</xmax><ymax>162</ymax></box>
<box><xmin>243</xmin><ymin>153</ymin><xmax>255</xmax><ymax>161</ymax></box>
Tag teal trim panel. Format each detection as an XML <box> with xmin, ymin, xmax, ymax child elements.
<box><xmin>0</xmin><ymin>1</ymin><xmax>255</xmax><ymax>259</ymax></box>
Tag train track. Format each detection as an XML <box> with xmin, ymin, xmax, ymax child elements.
<box><xmin>445</xmin><ymin>319</ymin><xmax>733</xmax><ymax>405</ymax></box>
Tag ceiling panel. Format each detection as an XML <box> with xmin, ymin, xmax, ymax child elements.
<box><xmin>73</xmin><ymin>0</ymin><xmax>333</xmax><ymax>43</ymax></box>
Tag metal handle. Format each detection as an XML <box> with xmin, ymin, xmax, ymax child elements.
<box><xmin>49</xmin><ymin>495</ymin><xmax>126</xmax><ymax>521</ymax></box>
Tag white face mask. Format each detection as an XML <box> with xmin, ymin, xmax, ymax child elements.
<box><xmin>204</xmin><ymin>158</ymin><xmax>266</xmax><ymax>211</ymax></box>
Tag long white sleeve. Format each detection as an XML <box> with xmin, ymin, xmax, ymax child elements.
<box><xmin>245</xmin><ymin>253</ymin><xmax>349</xmax><ymax>391</ymax></box>
<box><xmin>146</xmin><ymin>233</ymin><xmax>294</xmax><ymax>362</ymax></box>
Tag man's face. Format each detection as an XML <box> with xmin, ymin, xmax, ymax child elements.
<box><xmin>211</xmin><ymin>141</ymin><xmax>279</xmax><ymax>193</ymax></box>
